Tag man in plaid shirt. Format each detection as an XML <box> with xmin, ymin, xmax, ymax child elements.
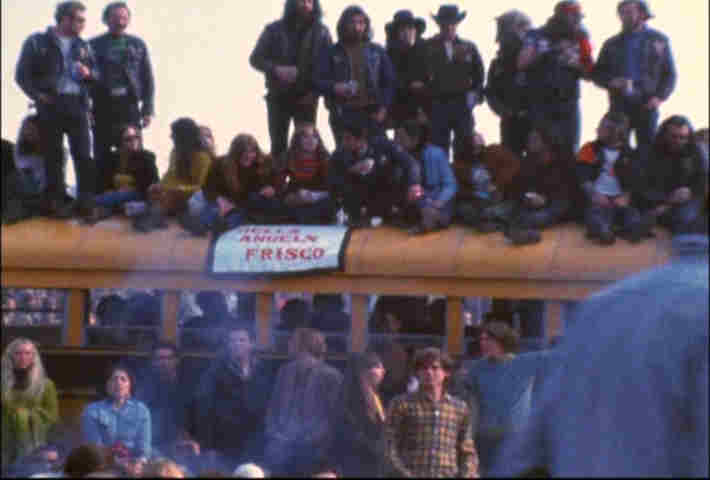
<box><xmin>385</xmin><ymin>347</ymin><xmax>478</xmax><ymax>477</ymax></box>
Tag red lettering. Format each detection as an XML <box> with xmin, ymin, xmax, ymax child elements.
<box><xmin>286</xmin><ymin>248</ymin><xmax>298</xmax><ymax>260</ymax></box>
<box><xmin>288</xmin><ymin>229</ymin><xmax>300</xmax><ymax>234</ymax></box>
<box><xmin>300</xmin><ymin>249</ymin><xmax>312</xmax><ymax>260</ymax></box>
<box><xmin>277</xmin><ymin>236</ymin><xmax>289</xmax><ymax>242</ymax></box>
<box><xmin>239</xmin><ymin>235</ymin><xmax>251</xmax><ymax>243</ymax></box>
<box><xmin>261</xmin><ymin>248</ymin><xmax>273</xmax><ymax>260</ymax></box>
<box><xmin>275</xmin><ymin>248</ymin><xmax>283</xmax><ymax>260</ymax></box>
<box><xmin>254</xmin><ymin>235</ymin><xmax>266</xmax><ymax>242</ymax></box>
<box><xmin>306</xmin><ymin>235</ymin><xmax>318</xmax><ymax>242</ymax></box>
<box><xmin>246</xmin><ymin>248</ymin><xmax>258</xmax><ymax>261</ymax></box>
<box><xmin>312</xmin><ymin>248</ymin><xmax>325</xmax><ymax>259</ymax></box>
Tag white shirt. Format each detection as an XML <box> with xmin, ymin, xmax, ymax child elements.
<box><xmin>593</xmin><ymin>147</ymin><xmax>623</xmax><ymax>197</ymax></box>
<box><xmin>56</xmin><ymin>35</ymin><xmax>81</xmax><ymax>95</ymax></box>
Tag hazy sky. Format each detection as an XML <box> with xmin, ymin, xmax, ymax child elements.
<box><xmin>2</xmin><ymin>0</ymin><xmax>708</xmax><ymax>181</ymax></box>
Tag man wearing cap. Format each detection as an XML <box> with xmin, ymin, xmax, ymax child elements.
<box><xmin>417</xmin><ymin>5</ymin><xmax>485</xmax><ymax>154</ymax></box>
<box><xmin>452</xmin><ymin>322</ymin><xmax>554</xmax><ymax>476</ymax></box>
<box><xmin>385</xmin><ymin>10</ymin><xmax>428</xmax><ymax>129</ymax></box>
<box><xmin>250</xmin><ymin>0</ymin><xmax>332</xmax><ymax>161</ymax></box>
<box><xmin>90</xmin><ymin>2</ymin><xmax>155</xmax><ymax>194</ymax></box>
<box><xmin>517</xmin><ymin>0</ymin><xmax>594</xmax><ymax>153</ymax></box>
<box><xmin>313</xmin><ymin>5</ymin><xmax>396</xmax><ymax>147</ymax></box>
<box><xmin>592</xmin><ymin>0</ymin><xmax>676</xmax><ymax>165</ymax></box>
<box><xmin>327</xmin><ymin>112</ymin><xmax>421</xmax><ymax>227</ymax></box>
<box><xmin>15</xmin><ymin>1</ymin><xmax>100</xmax><ymax>221</ymax></box>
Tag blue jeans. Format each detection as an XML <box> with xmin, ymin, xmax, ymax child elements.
<box><xmin>610</xmin><ymin>97</ymin><xmax>659</xmax><ymax>168</ymax></box>
<box><xmin>94</xmin><ymin>190</ymin><xmax>142</xmax><ymax>209</ymax></box>
<box><xmin>194</xmin><ymin>201</ymin><xmax>245</xmax><ymax>230</ymax></box>
<box><xmin>430</xmin><ymin>96</ymin><xmax>474</xmax><ymax>153</ymax></box>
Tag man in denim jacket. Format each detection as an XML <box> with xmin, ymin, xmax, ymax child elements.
<box><xmin>313</xmin><ymin>5</ymin><xmax>396</xmax><ymax>147</ymax></box>
<box><xmin>592</xmin><ymin>0</ymin><xmax>676</xmax><ymax>164</ymax></box>
<box><xmin>15</xmin><ymin>1</ymin><xmax>100</xmax><ymax>221</ymax></box>
<box><xmin>90</xmin><ymin>2</ymin><xmax>155</xmax><ymax>193</ymax></box>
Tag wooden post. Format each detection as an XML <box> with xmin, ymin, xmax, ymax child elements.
<box><xmin>65</xmin><ymin>289</ymin><xmax>88</xmax><ymax>347</ymax></box>
<box><xmin>446</xmin><ymin>297</ymin><xmax>464</xmax><ymax>356</ymax></box>
<box><xmin>544</xmin><ymin>300</ymin><xmax>564</xmax><ymax>342</ymax></box>
<box><xmin>350</xmin><ymin>294</ymin><xmax>369</xmax><ymax>352</ymax></box>
<box><xmin>256</xmin><ymin>293</ymin><xmax>273</xmax><ymax>349</ymax></box>
<box><xmin>161</xmin><ymin>290</ymin><xmax>180</xmax><ymax>345</ymax></box>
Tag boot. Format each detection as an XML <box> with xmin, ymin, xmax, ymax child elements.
<box><xmin>505</xmin><ymin>227</ymin><xmax>542</xmax><ymax>246</ymax></box>
<box><xmin>178</xmin><ymin>212</ymin><xmax>209</xmax><ymax>237</ymax></box>
<box><xmin>598</xmin><ymin>227</ymin><xmax>616</xmax><ymax>245</ymax></box>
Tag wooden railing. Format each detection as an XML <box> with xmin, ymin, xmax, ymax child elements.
<box><xmin>2</xmin><ymin>217</ymin><xmax>674</xmax><ymax>356</ymax></box>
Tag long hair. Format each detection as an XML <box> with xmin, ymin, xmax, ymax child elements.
<box><xmin>16</xmin><ymin>114</ymin><xmax>43</xmax><ymax>156</ymax></box>
<box><xmin>1</xmin><ymin>337</ymin><xmax>49</xmax><ymax>401</ymax></box>
<box><xmin>339</xmin><ymin>352</ymin><xmax>384</xmax><ymax>424</ymax></box>
<box><xmin>336</xmin><ymin>5</ymin><xmax>373</xmax><ymax>43</ymax></box>
<box><xmin>283</xmin><ymin>0</ymin><xmax>323</xmax><ymax>23</ymax></box>
<box><xmin>223</xmin><ymin>133</ymin><xmax>267</xmax><ymax>195</ymax></box>
<box><xmin>285</xmin><ymin>123</ymin><xmax>329</xmax><ymax>176</ymax></box>
<box><xmin>170</xmin><ymin>117</ymin><xmax>204</xmax><ymax>180</ymax></box>
<box><xmin>655</xmin><ymin>115</ymin><xmax>696</xmax><ymax>154</ymax></box>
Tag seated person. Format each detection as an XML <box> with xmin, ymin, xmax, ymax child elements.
<box><xmin>81</xmin><ymin>364</ymin><xmax>151</xmax><ymax>464</ymax></box>
<box><xmin>328</xmin><ymin>113</ymin><xmax>422</xmax><ymax>227</ymax></box>
<box><xmin>280</xmin><ymin>124</ymin><xmax>335</xmax><ymax>224</ymax></box>
<box><xmin>637</xmin><ymin>115</ymin><xmax>706</xmax><ymax>235</ymax></box>
<box><xmin>4</xmin><ymin>115</ymin><xmax>64</xmax><ymax>224</ymax></box>
<box><xmin>135</xmin><ymin>117</ymin><xmax>212</xmax><ymax>232</ymax></box>
<box><xmin>94</xmin><ymin>124</ymin><xmax>158</xmax><ymax>218</ymax></box>
<box><xmin>577</xmin><ymin>111</ymin><xmax>652</xmax><ymax>245</ymax></box>
<box><xmin>394</xmin><ymin>120</ymin><xmax>457</xmax><ymax>234</ymax></box>
<box><xmin>199</xmin><ymin>125</ymin><xmax>217</xmax><ymax>159</ymax></box>
<box><xmin>504</xmin><ymin>124</ymin><xmax>581</xmax><ymax>245</ymax></box>
<box><xmin>180</xmin><ymin>134</ymin><xmax>279</xmax><ymax>235</ymax></box>
<box><xmin>453</xmin><ymin>132</ymin><xmax>521</xmax><ymax>233</ymax></box>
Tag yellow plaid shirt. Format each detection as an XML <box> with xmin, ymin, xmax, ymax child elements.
<box><xmin>385</xmin><ymin>391</ymin><xmax>479</xmax><ymax>478</ymax></box>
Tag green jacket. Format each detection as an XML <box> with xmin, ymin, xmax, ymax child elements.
<box><xmin>2</xmin><ymin>379</ymin><xmax>59</xmax><ymax>465</ymax></box>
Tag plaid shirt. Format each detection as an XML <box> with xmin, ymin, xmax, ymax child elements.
<box><xmin>385</xmin><ymin>391</ymin><xmax>478</xmax><ymax>478</ymax></box>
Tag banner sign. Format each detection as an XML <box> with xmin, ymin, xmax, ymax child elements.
<box><xmin>207</xmin><ymin>225</ymin><xmax>351</xmax><ymax>276</ymax></box>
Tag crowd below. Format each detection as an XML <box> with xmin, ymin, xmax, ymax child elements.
<box><xmin>2</xmin><ymin>0</ymin><xmax>709</xmax><ymax>477</ymax></box>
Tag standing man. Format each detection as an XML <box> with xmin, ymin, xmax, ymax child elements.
<box><xmin>385</xmin><ymin>347</ymin><xmax>479</xmax><ymax>478</ymax></box>
<box><xmin>592</xmin><ymin>0</ymin><xmax>676</xmax><ymax>165</ymax></box>
<box><xmin>417</xmin><ymin>5</ymin><xmax>485</xmax><ymax>155</ymax></box>
<box><xmin>250</xmin><ymin>0</ymin><xmax>332</xmax><ymax>163</ymax></box>
<box><xmin>15</xmin><ymin>1</ymin><xmax>100</xmax><ymax>221</ymax></box>
<box><xmin>90</xmin><ymin>2</ymin><xmax>155</xmax><ymax>194</ymax></box>
<box><xmin>517</xmin><ymin>0</ymin><xmax>594</xmax><ymax>153</ymax></box>
<box><xmin>313</xmin><ymin>5</ymin><xmax>396</xmax><ymax>147</ymax></box>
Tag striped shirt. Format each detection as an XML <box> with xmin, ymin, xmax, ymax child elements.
<box><xmin>385</xmin><ymin>391</ymin><xmax>478</xmax><ymax>478</ymax></box>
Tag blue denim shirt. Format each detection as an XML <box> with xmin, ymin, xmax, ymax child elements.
<box><xmin>419</xmin><ymin>144</ymin><xmax>458</xmax><ymax>204</ymax></box>
<box><xmin>81</xmin><ymin>398</ymin><xmax>152</xmax><ymax>459</ymax></box>
<box><xmin>491</xmin><ymin>235</ymin><xmax>709</xmax><ymax>477</ymax></box>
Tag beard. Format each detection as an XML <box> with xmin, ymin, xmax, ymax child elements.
<box><xmin>344</xmin><ymin>28</ymin><xmax>366</xmax><ymax>44</ymax></box>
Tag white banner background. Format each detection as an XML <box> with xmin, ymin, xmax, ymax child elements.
<box><xmin>210</xmin><ymin>225</ymin><xmax>350</xmax><ymax>274</ymax></box>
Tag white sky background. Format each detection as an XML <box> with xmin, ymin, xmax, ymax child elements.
<box><xmin>2</xmin><ymin>0</ymin><xmax>708</xmax><ymax>183</ymax></box>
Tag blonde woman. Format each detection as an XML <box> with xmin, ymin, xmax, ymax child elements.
<box><xmin>1</xmin><ymin>338</ymin><xmax>59</xmax><ymax>466</ymax></box>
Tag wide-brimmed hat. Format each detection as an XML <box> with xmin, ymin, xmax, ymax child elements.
<box><xmin>386</xmin><ymin>10</ymin><xmax>426</xmax><ymax>36</ymax></box>
<box><xmin>554</xmin><ymin>0</ymin><xmax>585</xmax><ymax>18</ymax></box>
<box><xmin>431</xmin><ymin>5</ymin><xmax>467</xmax><ymax>25</ymax></box>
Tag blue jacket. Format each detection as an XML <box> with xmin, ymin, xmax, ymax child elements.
<box><xmin>313</xmin><ymin>42</ymin><xmax>396</xmax><ymax>111</ymax></box>
<box><xmin>89</xmin><ymin>33</ymin><xmax>155</xmax><ymax>116</ymax></box>
<box><xmin>418</xmin><ymin>144</ymin><xmax>458</xmax><ymax>204</ymax></box>
<box><xmin>15</xmin><ymin>27</ymin><xmax>99</xmax><ymax>109</ymax></box>
<box><xmin>593</xmin><ymin>27</ymin><xmax>676</xmax><ymax>103</ymax></box>
<box><xmin>81</xmin><ymin>398</ymin><xmax>152</xmax><ymax>459</ymax></box>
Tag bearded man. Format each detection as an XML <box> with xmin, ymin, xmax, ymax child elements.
<box><xmin>250</xmin><ymin>0</ymin><xmax>332</xmax><ymax>161</ymax></box>
<box><xmin>313</xmin><ymin>5</ymin><xmax>396</xmax><ymax>147</ymax></box>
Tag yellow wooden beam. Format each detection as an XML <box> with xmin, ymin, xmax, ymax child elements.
<box><xmin>350</xmin><ymin>294</ymin><xmax>369</xmax><ymax>352</ymax></box>
<box><xmin>161</xmin><ymin>290</ymin><xmax>180</xmax><ymax>344</ymax></box>
<box><xmin>256</xmin><ymin>293</ymin><xmax>273</xmax><ymax>349</ymax></box>
<box><xmin>65</xmin><ymin>289</ymin><xmax>87</xmax><ymax>347</ymax></box>
<box><xmin>446</xmin><ymin>297</ymin><xmax>464</xmax><ymax>356</ymax></box>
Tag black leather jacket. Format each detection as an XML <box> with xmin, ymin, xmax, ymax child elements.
<box><xmin>15</xmin><ymin>27</ymin><xmax>99</xmax><ymax>109</ymax></box>
<box><xmin>89</xmin><ymin>32</ymin><xmax>155</xmax><ymax>116</ymax></box>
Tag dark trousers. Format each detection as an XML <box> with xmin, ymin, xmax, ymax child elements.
<box><xmin>514</xmin><ymin>198</ymin><xmax>571</xmax><ymax>230</ymax></box>
<box><xmin>430</xmin><ymin>96</ymin><xmax>474</xmax><ymax>154</ymax></box>
<box><xmin>500</xmin><ymin>114</ymin><xmax>532</xmax><ymax>157</ymax></box>
<box><xmin>266</xmin><ymin>95</ymin><xmax>318</xmax><ymax>160</ymax></box>
<box><xmin>530</xmin><ymin>99</ymin><xmax>580</xmax><ymax>153</ymax></box>
<box><xmin>657</xmin><ymin>198</ymin><xmax>705</xmax><ymax>235</ymax></box>
<box><xmin>37</xmin><ymin>95</ymin><xmax>96</xmax><ymax>205</ymax></box>
<box><xmin>287</xmin><ymin>198</ymin><xmax>336</xmax><ymax>224</ymax></box>
<box><xmin>610</xmin><ymin>98</ymin><xmax>658</xmax><ymax>166</ymax></box>
<box><xmin>93</xmin><ymin>95</ymin><xmax>141</xmax><ymax>193</ymax></box>
<box><xmin>585</xmin><ymin>204</ymin><xmax>642</xmax><ymax>235</ymax></box>
<box><xmin>342</xmin><ymin>178</ymin><xmax>404</xmax><ymax>221</ymax></box>
<box><xmin>328</xmin><ymin>104</ymin><xmax>370</xmax><ymax>149</ymax></box>
<box><xmin>405</xmin><ymin>196</ymin><xmax>455</xmax><ymax>227</ymax></box>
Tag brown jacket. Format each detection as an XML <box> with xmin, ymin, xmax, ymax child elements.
<box><xmin>202</xmin><ymin>153</ymin><xmax>276</xmax><ymax>205</ymax></box>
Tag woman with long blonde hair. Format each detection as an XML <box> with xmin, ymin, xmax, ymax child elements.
<box><xmin>1</xmin><ymin>337</ymin><xmax>59</xmax><ymax>466</ymax></box>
